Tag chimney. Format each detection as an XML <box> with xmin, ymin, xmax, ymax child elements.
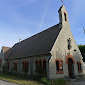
<box><xmin>19</xmin><ymin>39</ymin><xmax>21</xmax><ymax>43</ymax></box>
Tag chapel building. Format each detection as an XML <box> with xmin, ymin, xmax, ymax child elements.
<box><xmin>0</xmin><ymin>5</ymin><xmax>84</xmax><ymax>79</ymax></box>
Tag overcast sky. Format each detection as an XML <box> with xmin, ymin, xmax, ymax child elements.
<box><xmin>0</xmin><ymin>0</ymin><xmax>85</xmax><ymax>49</ymax></box>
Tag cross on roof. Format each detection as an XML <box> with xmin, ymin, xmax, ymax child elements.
<box><xmin>61</xmin><ymin>0</ymin><xmax>63</xmax><ymax>5</ymax></box>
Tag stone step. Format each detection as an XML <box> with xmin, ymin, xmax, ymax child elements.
<box><xmin>69</xmin><ymin>79</ymin><xmax>79</xmax><ymax>82</ymax></box>
<box><xmin>64</xmin><ymin>77</ymin><xmax>80</xmax><ymax>82</ymax></box>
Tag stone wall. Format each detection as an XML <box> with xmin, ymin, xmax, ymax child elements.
<box><xmin>8</xmin><ymin>55</ymin><xmax>49</xmax><ymax>77</ymax></box>
<box><xmin>49</xmin><ymin>6</ymin><xmax>84</xmax><ymax>79</ymax></box>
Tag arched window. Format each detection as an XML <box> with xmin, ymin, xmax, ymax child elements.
<box><xmin>60</xmin><ymin>61</ymin><xmax>63</xmax><ymax>71</ymax></box>
<box><xmin>22</xmin><ymin>61</ymin><xmax>29</xmax><ymax>73</ymax></box>
<box><xmin>14</xmin><ymin>62</ymin><xmax>17</xmax><ymax>72</ymax></box>
<box><xmin>25</xmin><ymin>62</ymin><xmax>26</xmax><ymax>71</ymax></box>
<box><xmin>39</xmin><ymin>60</ymin><xmax>42</xmax><ymax>68</ymax></box>
<box><xmin>64</xmin><ymin>13</ymin><xmax>67</xmax><ymax>21</ymax></box>
<box><xmin>77</xmin><ymin>62</ymin><xmax>82</xmax><ymax>73</ymax></box>
<box><xmin>22</xmin><ymin>62</ymin><xmax>24</xmax><ymax>72</ymax></box>
<box><xmin>55</xmin><ymin>59</ymin><xmax>64</xmax><ymax>74</ymax></box>
<box><xmin>26</xmin><ymin>62</ymin><xmax>29</xmax><ymax>72</ymax></box>
<box><xmin>35</xmin><ymin>60</ymin><xmax>38</xmax><ymax>72</ymax></box>
<box><xmin>7</xmin><ymin>62</ymin><xmax>10</xmax><ymax>70</ymax></box>
<box><xmin>43</xmin><ymin>60</ymin><xmax>46</xmax><ymax>73</ymax></box>
<box><xmin>56</xmin><ymin>61</ymin><xmax>59</xmax><ymax>72</ymax></box>
<box><xmin>38</xmin><ymin>60</ymin><xmax>42</xmax><ymax>74</ymax></box>
<box><xmin>24</xmin><ymin>62</ymin><xmax>29</xmax><ymax>73</ymax></box>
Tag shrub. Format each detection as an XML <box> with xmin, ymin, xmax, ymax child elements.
<box><xmin>54</xmin><ymin>79</ymin><xmax>66</xmax><ymax>85</ymax></box>
<box><xmin>2</xmin><ymin>64</ymin><xmax>9</xmax><ymax>73</ymax></box>
<box><xmin>42</xmin><ymin>77</ymin><xmax>51</xmax><ymax>85</ymax></box>
<box><xmin>42</xmin><ymin>77</ymin><xmax>66</xmax><ymax>85</ymax></box>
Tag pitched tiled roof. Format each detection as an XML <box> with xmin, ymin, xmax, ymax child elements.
<box><xmin>7</xmin><ymin>24</ymin><xmax>61</xmax><ymax>60</ymax></box>
<box><xmin>2</xmin><ymin>46</ymin><xmax>11</xmax><ymax>60</ymax></box>
<box><xmin>4</xmin><ymin>48</ymin><xmax>11</xmax><ymax>60</ymax></box>
<box><xmin>2</xmin><ymin>46</ymin><xmax>11</xmax><ymax>53</ymax></box>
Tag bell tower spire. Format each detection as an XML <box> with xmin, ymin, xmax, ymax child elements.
<box><xmin>58</xmin><ymin>5</ymin><xmax>69</xmax><ymax>28</ymax></box>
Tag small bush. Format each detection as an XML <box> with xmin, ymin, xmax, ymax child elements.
<box><xmin>42</xmin><ymin>77</ymin><xmax>66</xmax><ymax>85</ymax></box>
<box><xmin>54</xmin><ymin>79</ymin><xmax>66</xmax><ymax>85</ymax></box>
<box><xmin>42</xmin><ymin>77</ymin><xmax>51</xmax><ymax>85</ymax></box>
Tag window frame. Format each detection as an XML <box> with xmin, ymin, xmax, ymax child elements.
<box><xmin>35</xmin><ymin>60</ymin><xmax>39</xmax><ymax>72</ymax></box>
<box><xmin>77</xmin><ymin>61</ymin><xmax>82</xmax><ymax>73</ymax></box>
<box><xmin>64</xmin><ymin>12</ymin><xmax>67</xmax><ymax>22</ymax></box>
<box><xmin>55</xmin><ymin>59</ymin><xmax>64</xmax><ymax>74</ymax></box>
<box><xmin>35</xmin><ymin>59</ymin><xmax>47</xmax><ymax>74</ymax></box>
<box><xmin>14</xmin><ymin>62</ymin><xmax>17</xmax><ymax>72</ymax></box>
<box><xmin>22</xmin><ymin>61</ymin><xmax>29</xmax><ymax>73</ymax></box>
<box><xmin>7</xmin><ymin>62</ymin><xmax>10</xmax><ymax>70</ymax></box>
<box><xmin>43</xmin><ymin>60</ymin><xmax>46</xmax><ymax>73</ymax></box>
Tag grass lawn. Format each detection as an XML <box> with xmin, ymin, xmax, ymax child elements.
<box><xmin>0</xmin><ymin>73</ymin><xmax>67</xmax><ymax>85</ymax></box>
<box><xmin>0</xmin><ymin>73</ymin><xmax>45</xmax><ymax>85</ymax></box>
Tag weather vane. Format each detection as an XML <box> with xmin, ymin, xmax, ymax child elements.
<box><xmin>61</xmin><ymin>0</ymin><xmax>63</xmax><ymax>5</ymax></box>
<box><xmin>83</xmin><ymin>27</ymin><xmax>85</xmax><ymax>34</ymax></box>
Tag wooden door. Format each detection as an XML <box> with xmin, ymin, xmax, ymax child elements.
<box><xmin>68</xmin><ymin>58</ymin><xmax>73</xmax><ymax>78</ymax></box>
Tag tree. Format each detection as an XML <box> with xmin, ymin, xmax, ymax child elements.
<box><xmin>78</xmin><ymin>45</ymin><xmax>85</xmax><ymax>62</ymax></box>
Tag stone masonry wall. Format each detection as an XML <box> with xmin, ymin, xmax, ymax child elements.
<box><xmin>49</xmin><ymin>6</ymin><xmax>84</xmax><ymax>79</ymax></box>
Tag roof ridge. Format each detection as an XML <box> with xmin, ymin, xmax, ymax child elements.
<box><xmin>7</xmin><ymin>23</ymin><xmax>61</xmax><ymax>59</ymax></box>
<box><xmin>13</xmin><ymin>24</ymin><xmax>59</xmax><ymax>47</ymax></box>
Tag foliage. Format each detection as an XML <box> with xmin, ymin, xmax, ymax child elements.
<box><xmin>0</xmin><ymin>73</ymin><xmax>66</xmax><ymax>85</ymax></box>
<box><xmin>2</xmin><ymin>63</ymin><xmax>9</xmax><ymax>73</ymax></box>
<box><xmin>78</xmin><ymin>45</ymin><xmax>85</xmax><ymax>62</ymax></box>
<box><xmin>41</xmin><ymin>77</ymin><xmax>66</xmax><ymax>85</ymax></box>
<box><xmin>0</xmin><ymin>73</ymin><xmax>45</xmax><ymax>85</ymax></box>
<box><xmin>53</xmin><ymin>79</ymin><xmax>66</xmax><ymax>85</ymax></box>
<box><xmin>42</xmin><ymin>77</ymin><xmax>51</xmax><ymax>85</ymax></box>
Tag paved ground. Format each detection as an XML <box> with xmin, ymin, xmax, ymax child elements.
<box><xmin>0</xmin><ymin>79</ymin><xmax>85</xmax><ymax>85</ymax></box>
<box><xmin>68</xmin><ymin>80</ymin><xmax>85</xmax><ymax>85</ymax></box>
<box><xmin>0</xmin><ymin>80</ymin><xmax>18</xmax><ymax>85</ymax></box>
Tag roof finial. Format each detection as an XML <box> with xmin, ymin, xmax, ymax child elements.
<box><xmin>61</xmin><ymin>0</ymin><xmax>63</xmax><ymax>6</ymax></box>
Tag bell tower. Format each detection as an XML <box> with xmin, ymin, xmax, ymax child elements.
<box><xmin>58</xmin><ymin>5</ymin><xmax>69</xmax><ymax>28</ymax></box>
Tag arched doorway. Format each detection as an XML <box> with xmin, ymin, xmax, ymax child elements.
<box><xmin>68</xmin><ymin>58</ymin><xmax>74</xmax><ymax>79</ymax></box>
